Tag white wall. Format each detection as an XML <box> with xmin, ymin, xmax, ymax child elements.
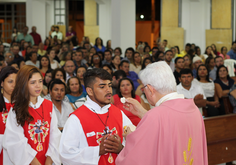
<box><xmin>181</xmin><ymin>0</ymin><xmax>211</xmax><ymax>53</ymax></box>
<box><xmin>46</xmin><ymin>0</ymin><xmax>55</xmax><ymax>38</ymax></box>
<box><xmin>98</xmin><ymin>0</ymin><xmax>111</xmax><ymax>45</ymax></box>
<box><xmin>111</xmin><ymin>0</ymin><xmax>136</xmax><ymax>56</ymax></box>
<box><xmin>26</xmin><ymin>0</ymin><xmax>47</xmax><ymax>42</ymax></box>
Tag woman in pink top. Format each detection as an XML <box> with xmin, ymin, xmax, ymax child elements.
<box><xmin>219</xmin><ymin>46</ymin><xmax>230</xmax><ymax>60</ymax></box>
<box><xmin>112</xmin><ymin>78</ymin><xmax>146</xmax><ymax>126</ymax></box>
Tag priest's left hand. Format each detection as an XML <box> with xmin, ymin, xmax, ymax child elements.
<box><xmin>104</xmin><ymin>134</ymin><xmax>123</xmax><ymax>154</ymax></box>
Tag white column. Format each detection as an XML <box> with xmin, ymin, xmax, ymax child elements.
<box><xmin>46</xmin><ymin>0</ymin><xmax>55</xmax><ymax>37</ymax></box>
<box><xmin>26</xmin><ymin>0</ymin><xmax>47</xmax><ymax>42</ymax></box>
<box><xmin>181</xmin><ymin>0</ymin><xmax>210</xmax><ymax>52</ymax></box>
<box><xmin>97</xmin><ymin>0</ymin><xmax>112</xmax><ymax>45</ymax></box>
<box><xmin>111</xmin><ymin>0</ymin><xmax>136</xmax><ymax>57</ymax></box>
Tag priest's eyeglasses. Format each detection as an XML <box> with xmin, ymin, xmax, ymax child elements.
<box><xmin>141</xmin><ymin>84</ymin><xmax>149</xmax><ymax>93</ymax></box>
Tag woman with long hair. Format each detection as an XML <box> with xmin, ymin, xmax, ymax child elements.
<box><xmin>48</xmin><ymin>49</ymin><xmax>60</xmax><ymax>69</ymax></box>
<box><xmin>88</xmin><ymin>54</ymin><xmax>102</xmax><ymax>69</ymax></box>
<box><xmin>89</xmin><ymin>47</ymin><xmax>97</xmax><ymax>54</ymax></box>
<box><xmin>211</xmin><ymin>44</ymin><xmax>220</xmax><ymax>56</ymax></box>
<box><xmin>0</xmin><ymin>66</ymin><xmax>17</xmax><ymax>164</ymax></box>
<box><xmin>60</xmin><ymin>51</ymin><xmax>72</xmax><ymax>66</ymax></box>
<box><xmin>215</xmin><ymin>65</ymin><xmax>235</xmax><ymax>114</ymax></box>
<box><xmin>3</xmin><ymin>65</ymin><xmax>61</xmax><ymax>165</ymax></box>
<box><xmin>112</xmin><ymin>78</ymin><xmax>147</xmax><ymax>126</ymax></box>
<box><xmin>41</xmin><ymin>69</ymin><xmax>53</xmax><ymax>97</ymax></box>
<box><xmin>183</xmin><ymin>55</ymin><xmax>193</xmax><ymax>70</ymax></box>
<box><xmin>24</xmin><ymin>46</ymin><xmax>32</xmax><ymax>61</ymax></box>
<box><xmin>203</xmin><ymin>46</ymin><xmax>216</xmax><ymax>59</ymax></box>
<box><xmin>76</xmin><ymin>66</ymin><xmax>87</xmax><ymax>92</ymax></box>
<box><xmin>11</xmin><ymin>27</ymin><xmax>20</xmax><ymax>40</ymax></box>
<box><xmin>49</xmin><ymin>25</ymin><xmax>55</xmax><ymax>36</ymax></box>
<box><xmin>143</xmin><ymin>45</ymin><xmax>151</xmax><ymax>53</ymax></box>
<box><xmin>66</xmin><ymin>76</ymin><xmax>86</xmax><ymax>110</ymax></box>
<box><xmin>94</xmin><ymin>37</ymin><xmax>106</xmax><ymax>53</ymax></box>
<box><xmin>114</xmin><ymin>47</ymin><xmax>123</xmax><ymax>59</ymax></box>
<box><xmin>102</xmin><ymin>64</ymin><xmax>113</xmax><ymax>75</ymax></box>
<box><xmin>38</xmin><ymin>42</ymin><xmax>47</xmax><ymax>56</ymax></box>
<box><xmin>39</xmin><ymin>55</ymin><xmax>51</xmax><ymax>77</ymax></box>
<box><xmin>196</xmin><ymin>64</ymin><xmax>220</xmax><ymax>116</ymax></box>
<box><xmin>110</xmin><ymin>55</ymin><xmax>121</xmax><ymax>71</ymax></box>
<box><xmin>141</xmin><ymin>57</ymin><xmax>152</xmax><ymax>70</ymax></box>
<box><xmin>205</xmin><ymin>56</ymin><xmax>215</xmax><ymax>72</ymax></box>
<box><xmin>129</xmin><ymin>51</ymin><xmax>142</xmax><ymax>74</ymax></box>
<box><xmin>106</xmin><ymin>40</ymin><xmax>111</xmax><ymax>49</ymax></box>
<box><xmin>44</xmin><ymin>38</ymin><xmax>51</xmax><ymax>50</ymax></box>
<box><xmin>154</xmin><ymin>51</ymin><xmax>165</xmax><ymax>62</ymax></box>
<box><xmin>175</xmin><ymin>46</ymin><xmax>180</xmax><ymax>54</ymax></box>
<box><xmin>219</xmin><ymin>46</ymin><xmax>230</xmax><ymax>60</ymax></box>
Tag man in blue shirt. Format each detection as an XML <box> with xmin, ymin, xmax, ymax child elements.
<box><xmin>227</xmin><ymin>41</ymin><xmax>236</xmax><ymax>59</ymax></box>
<box><xmin>119</xmin><ymin>60</ymin><xmax>141</xmax><ymax>90</ymax></box>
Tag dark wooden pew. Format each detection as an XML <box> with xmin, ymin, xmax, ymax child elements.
<box><xmin>203</xmin><ymin>96</ymin><xmax>233</xmax><ymax>117</ymax></box>
<box><xmin>222</xmin><ymin>96</ymin><xmax>234</xmax><ymax>114</ymax></box>
<box><xmin>204</xmin><ymin>114</ymin><xmax>236</xmax><ymax>165</ymax></box>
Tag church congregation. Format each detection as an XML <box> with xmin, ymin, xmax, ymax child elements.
<box><xmin>0</xmin><ymin>0</ymin><xmax>236</xmax><ymax>164</ymax></box>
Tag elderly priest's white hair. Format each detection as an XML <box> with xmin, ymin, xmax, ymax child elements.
<box><xmin>139</xmin><ymin>61</ymin><xmax>177</xmax><ymax>95</ymax></box>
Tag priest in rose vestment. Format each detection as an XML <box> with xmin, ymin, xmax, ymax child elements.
<box><xmin>116</xmin><ymin>61</ymin><xmax>208</xmax><ymax>165</ymax></box>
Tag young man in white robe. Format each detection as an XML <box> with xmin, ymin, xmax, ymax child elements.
<box><xmin>59</xmin><ymin>68</ymin><xmax>132</xmax><ymax>165</ymax></box>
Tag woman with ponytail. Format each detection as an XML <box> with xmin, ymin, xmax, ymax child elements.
<box><xmin>0</xmin><ymin>66</ymin><xmax>17</xmax><ymax>165</ymax></box>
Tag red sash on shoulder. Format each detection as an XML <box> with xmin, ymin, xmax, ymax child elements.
<box><xmin>72</xmin><ymin>104</ymin><xmax>123</xmax><ymax>165</ymax></box>
<box><xmin>23</xmin><ymin>99</ymin><xmax>52</xmax><ymax>165</ymax></box>
<box><xmin>113</xmin><ymin>94</ymin><xmax>141</xmax><ymax>126</ymax></box>
<box><xmin>0</xmin><ymin>103</ymin><xmax>13</xmax><ymax>165</ymax></box>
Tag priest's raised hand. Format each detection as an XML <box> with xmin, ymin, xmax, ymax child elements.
<box><xmin>123</xmin><ymin>98</ymin><xmax>147</xmax><ymax>119</ymax></box>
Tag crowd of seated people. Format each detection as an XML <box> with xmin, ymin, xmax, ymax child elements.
<box><xmin>1</xmin><ymin>24</ymin><xmax>236</xmax><ymax>126</ymax></box>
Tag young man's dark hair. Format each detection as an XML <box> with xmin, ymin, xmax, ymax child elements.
<box><xmin>83</xmin><ymin>41</ymin><xmax>90</xmax><ymax>47</ymax></box>
<box><xmin>232</xmin><ymin>41</ymin><xmax>236</xmax><ymax>46</ymax></box>
<box><xmin>175</xmin><ymin>57</ymin><xmax>184</xmax><ymax>64</ymax></box>
<box><xmin>75</xmin><ymin>49</ymin><xmax>84</xmax><ymax>57</ymax></box>
<box><xmin>124</xmin><ymin>47</ymin><xmax>134</xmax><ymax>57</ymax></box>
<box><xmin>104</xmin><ymin>49</ymin><xmax>112</xmax><ymax>55</ymax></box>
<box><xmin>102</xmin><ymin>64</ymin><xmax>113</xmax><ymax>73</ymax></box>
<box><xmin>119</xmin><ymin>60</ymin><xmax>129</xmax><ymax>68</ymax></box>
<box><xmin>214</xmin><ymin>56</ymin><xmax>223</xmax><ymax>62</ymax></box>
<box><xmin>163</xmin><ymin>39</ymin><xmax>167</xmax><ymax>42</ymax></box>
<box><xmin>164</xmin><ymin>50</ymin><xmax>172</xmax><ymax>55</ymax></box>
<box><xmin>179</xmin><ymin>68</ymin><xmax>193</xmax><ymax>77</ymax></box>
<box><xmin>84</xmin><ymin>68</ymin><xmax>112</xmax><ymax>89</ymax></box>
<box><xmin>113</xmin><ymin>70</ymin><xmax>126</xmax><ymax>80</ymax></box>
<box><xmin>29</xmin><ymin>51</ymin><xmax>37</xmax><ymax>58</ymax></box>
<box><xmin>0</xmin><ymin>55</ymin><xmax>5</xmax><ymax>61</ymax></box>
<box><xmin>151</xmin><ymin>47</ymin><xmax>158</xmax><ymax>51</ymax></box>
<box><xmin>186</xmin><ymin>43</ymin><xmax>191</xmax><ymax>48</ymax></box>
<box><xmin>49</xmin><ymin>79</ymin><xmax>66</xmax><ymax>92</ymax></box>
